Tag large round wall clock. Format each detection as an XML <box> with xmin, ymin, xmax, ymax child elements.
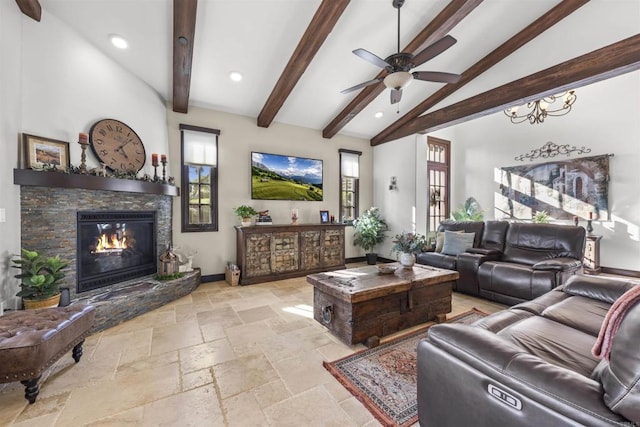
<box><xmin>89</xmin><ymin>119</ymin><xmax>146</xmax><ymax>172</ymax></box>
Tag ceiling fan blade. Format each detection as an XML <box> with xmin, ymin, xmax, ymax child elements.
<box><xmin>411</xmin><ymin>35</ymin><xmax>457</xmax><ymax>67</ymax></box>
<box><xmin>390</xmin><ymin>89</ymin><xmax>402</xmax><ymax>104</ymax></box>
<box><xmin>353</xmin><ymin>48</ymin><xmax>391</xmax><ymax>69</ymax></box>
<box><xmin>341</xmin><ymin>77</ymin><xmax>383</xmax><ymax>94</ymax></box>
<box><xmin>412</xmin><ymin>71</ymin><xmax>461</xmax><ymax>84</ymax></box>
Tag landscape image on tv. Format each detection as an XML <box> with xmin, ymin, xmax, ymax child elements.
<box><xmin>251</xmin><ymin>152</ymin><xmax>323</xmax><ymax>201</ymax></box>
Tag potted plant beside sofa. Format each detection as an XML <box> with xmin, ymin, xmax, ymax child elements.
<box><xmin>391</xmin><ymin>231</ymin><xmax>429</xmax><ymax>268</ymax></box>
<box><xmin>353</xmin><ymin>207</ymin><xmax>388</xmax><ymax>265</ymax></box>
<box><xmin>13</xmin><ymin>248</ymin><xmax>68</xmax><ymax>309</ymax></box>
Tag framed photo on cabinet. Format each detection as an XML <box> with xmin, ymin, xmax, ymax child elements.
<box><xmin>320</xmin><ymin>210</ymin><xmax>330</xmax><ymax>224</ymax></box>
<box><xmin>22</xmin><ymin>133</ymin><xmax>70</xmax><ymax>171</ymax></box>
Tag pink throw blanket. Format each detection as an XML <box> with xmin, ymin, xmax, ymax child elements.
<box><xmin>592</xmin><ymin>285</ymin><xmax>640</xmax><ymax>360</ymax></box>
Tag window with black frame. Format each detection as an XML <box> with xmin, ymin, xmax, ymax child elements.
<box><xmin>339</xmin><ymin>149</ymin><xmax>361</xmax><ymax>224</ymax></box>
<box><xmin>427</xmin><ymin>136</ymin><xmax>450</xmax><ymax>233</ymax></box>
<box><xmin>180</xmin><ymin>124</ymin><xmax>219</xmax><ymax>232</ymax></box>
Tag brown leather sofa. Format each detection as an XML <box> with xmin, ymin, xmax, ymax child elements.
<box><xmin>417</xmin><ymin>221</ymin><xmax>585</xmax><ymax>305</ymax></box>
<box><xmin>417</xmin><ymin>274</ymin><xmax>640</xmax><ymax>426</ymax></box>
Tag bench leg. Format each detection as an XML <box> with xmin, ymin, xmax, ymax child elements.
<box><xmin>72</xmin><ymin>339</ymin><xmax>85</xmax><ymax>363</ymax></box>
<box><xmin>20</xmin><ymin>376</ymin><xmax>41</xmax><ymax>404</ymax></box>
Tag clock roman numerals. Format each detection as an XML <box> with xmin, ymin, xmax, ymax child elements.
<box><xmin>89</xmin><ymin>119</ymin><xmax>145</xmax><ymax>173</ymax></box>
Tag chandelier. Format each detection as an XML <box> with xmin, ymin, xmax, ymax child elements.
<box><xmin>505</xmin><ymin>90</ymin><xmax>577</xmax><ymax>124</ymax></box>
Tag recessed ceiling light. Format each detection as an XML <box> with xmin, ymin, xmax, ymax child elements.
<box><xmin>109</xmin><ymin>34</ymin><xmax>128</xmax><ymax>49</ymax></box>
<box><xmin>374</xmin><ymin>111</ymin><xmax>384</xmax><ymax>119</ymax></box>
<box><xmin>229</xmin><ymin>71</ymin><xmax>243</xmax><ymax>82</ymax></box>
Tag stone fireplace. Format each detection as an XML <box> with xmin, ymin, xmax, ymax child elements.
<box><xmin>76</xmin><ymin>210</ymin><xmax>157</xmax><ymax>293</ymax></box>
<box><xmin>17</xmin><ymin>172</ymin><xmax>173</xmax><ymax>302</ymax></box>
<box><xmin>15</xmin><ymin>170</ymin><xmax>201</xmax><ymax>332</ymax></box>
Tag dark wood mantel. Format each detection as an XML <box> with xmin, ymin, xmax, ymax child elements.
<box><xmin>14</xmin><ymin>169</ymin><xmax>180</xmax><ymax>196</ymax></box>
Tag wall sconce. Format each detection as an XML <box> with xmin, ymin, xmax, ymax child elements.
<box><xmin>389</xmin><ymin>176</ymin><xmax>397</xmax><ymax>191</ymax></box>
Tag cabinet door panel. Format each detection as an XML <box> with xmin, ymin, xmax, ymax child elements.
<box><xmin>271</xmin><ymin>232</ymin><xmax>299</xmax><ymax>273</ymax></box>
<box><xmin>301</xmin><ymin>230</ymin><xmax>321</xmax><ymax>270</ymax></box>
<box><xmin>245</xmin><ymin>233</ymin><xmax>272</xmax><ymax>277</ymax></box>
<box><xmin>322</xmin><ymin>229</ymin><xmax>344</xmax><ymax>267</ymax></box>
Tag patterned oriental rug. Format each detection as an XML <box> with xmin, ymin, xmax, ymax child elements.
<box><xmin>323</xmin><ymin>309</ymin><xmax>488</xmax><ymax>427</ymax></box>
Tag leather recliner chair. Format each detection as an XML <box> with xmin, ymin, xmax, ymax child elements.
<box><xmin>417</xmin><ymin>274</ymin><xmax>640</xmax><ymax>426</ymax></box>
<box><xmin>476</xmin><ymin>222</ymin><xmax>585</xmax><ymax>305</ymax></box>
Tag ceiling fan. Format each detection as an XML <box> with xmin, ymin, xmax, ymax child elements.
<box><xmin>341</xmin><ymin>0</ymin><xmax>461</xmax><ymax>104</ymax></box>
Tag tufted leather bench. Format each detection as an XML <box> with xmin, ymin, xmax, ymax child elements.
<box><xmin>0</xmin><ymin>304</ymin><xmax>95</xmax><ymax>404</ymax></box>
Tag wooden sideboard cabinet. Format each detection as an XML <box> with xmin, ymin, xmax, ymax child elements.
<box><xmin>235</xmin><ymin>224</ymin><xmax>346</xmax><ymax>285</ymax></box>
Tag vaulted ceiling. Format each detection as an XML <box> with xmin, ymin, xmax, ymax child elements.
<box><xmin>19</xmin><ymin>0</ymin><xmax>640</xmax><ymax>144</ymax></box>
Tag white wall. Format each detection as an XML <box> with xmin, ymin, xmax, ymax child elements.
<box><xmin>1</xmin><ymin>9</ymin><xmax>169</xmax><ymax>308</ymax></box>
<box><xmin>167</xmin><ymin>107</ymin><xmax>372</xmax><ymax>276</ymax></box>
<box><xmin>0</xmin><ymin>2</ymin><xmax>24</xmax><ymax>310</ymax></box>
<box><xmin>20</xmin><ymin>10</ymin><xmax>168</xmax><ymax>175</ymax></box>
<box><xmin>373</xmin><ymin>135</ymin><xmax>417</xmax><ymax>259</ymax></box>
<box><xmin>376</xmin><ymin>71</ymin><xmax>640</xmax><ymax>271</ymax></box>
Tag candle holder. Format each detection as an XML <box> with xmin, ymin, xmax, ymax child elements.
<box><xmin>161</xmin><ymin>159</ymin><xmax>167</xmax><ymax>183</ymax></box>
<box><xmin>586</xmin><ymin>219</ymin><xmax>594</xmax><ymax>234</ymax></box>
<box><xmin>573</xmin><ymin>216</ymin><xmax>579</xmax><ymax>227</ymax></box>
<box><xmin>153</xmin><ymin>164</ymin><xmax>159</xmax><ymax>182</ymax></box>
<box><xmin>79</xmin><ymin>141</ymin><xmax>88</xmax><ymax>174</ymax></box>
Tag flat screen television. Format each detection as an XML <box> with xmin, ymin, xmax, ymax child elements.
<box><xmin>251</xmin><ymin>152</ymin><xmax>323</xmax><ymax>201</ymax></box>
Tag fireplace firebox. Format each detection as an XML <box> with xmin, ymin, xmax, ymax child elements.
<box><xmin>77</xmin><ymin>211</ymin><xmax>157</xmax><ymax>293</ymax></box>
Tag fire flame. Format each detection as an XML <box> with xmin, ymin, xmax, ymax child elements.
<box><xmin>94</xmin><ymin>233</ymin><xmax>128</xmax><ymax>253</ymax></box>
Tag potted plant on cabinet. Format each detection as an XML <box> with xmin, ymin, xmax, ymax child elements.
<box><xmin>353</xmin><ymin>207</ymin><xmax>388</xmax><ymax>265</ymax></box>
<box><xmin>233</xmin><ymin>205</ymin><xmax>258</xmax><ymax>226</ymax></box>
<box><xmin>391</xmin><ymin>231</ymin><xmax>429</xmax><ymax>268</ymax></box>
<box><xmin>12</xmin><ymin>248</ymin><xmax>68</xmax><ymax>309</ymax></box>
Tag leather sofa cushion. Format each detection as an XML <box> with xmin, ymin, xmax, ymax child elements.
<box><xmin>416</xmin><ymin>252</ymin><xmax>457</xmax><ymax>270</ymax></box>
<box><xmin>480</xmin><ymin>220</ymin><xmax>509</xmax><ymax>252</ymax></box>
<box><xmin>542</xmin><ymin>295</ymin><xmax>610</xmax><ymax>337</ymax></box>
<box><xmin>478</xmin><ymin>261</ymin><xmax>557</xmax><ymax>301</ymax></box>
<box><xmin>563</xmin><ymin>274</ymin><xmax>638</xmax><ymax>304</ymax></box>
<box><xmin>497</xmin><ymin>316</ymin><xmax>601</xmax><ymax>377</ymax></box>
<box><xmin>502</xmin><ymin>223</ymin><xmax>586</xmax><ymax>265</ymax></box>
<box><xmin>599</xmin><ymin>300</ymin><xmax>640</xmax><ymax>423</ymax></box>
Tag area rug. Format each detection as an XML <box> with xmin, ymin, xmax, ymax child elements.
<box><xmin>323</xmin><ymin>308</ymin><xmax>488</xmax><ymax>427</ymax></box>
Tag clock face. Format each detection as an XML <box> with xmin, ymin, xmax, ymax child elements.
<box><xmin>89</xmin><ymin>119</ymin><xmax>146</xmax><ymax>172</ymax></box>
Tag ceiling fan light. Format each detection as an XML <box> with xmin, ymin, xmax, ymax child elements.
<box><xmin>383</xmin><ymin>71</ymin><xmax>413</xmax><ymax>90</ymax></box>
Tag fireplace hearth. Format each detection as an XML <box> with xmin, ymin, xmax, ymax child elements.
<box><xmin>77</xmin><ymin>211</ymin><xmax>157</xmax><ymax>293</ymax></box>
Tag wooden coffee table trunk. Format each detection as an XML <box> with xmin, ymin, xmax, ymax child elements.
<box><xmin>307</xmin><ymin>264</ymin><xmax>458</xmax><ymax>346</ymax></box>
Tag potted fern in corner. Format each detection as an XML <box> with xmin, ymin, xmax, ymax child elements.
<box><xmin>353</xmin><ymin>207</ymin><xmax>388</xmax><ymax>265</ymax></box>
<box><xmin>13</xmin><ymin>248</ymin><xmax>68</xmax><ymax>309</ymax></box>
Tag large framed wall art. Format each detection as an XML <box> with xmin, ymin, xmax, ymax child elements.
<box><xmin>496</xmin><ymin>154</ymin><xmax>611</xmax><ymax>221</ymax></box>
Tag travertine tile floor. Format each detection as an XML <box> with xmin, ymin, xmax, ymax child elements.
<box><xmin>0</xmin><ymin>267</ymin><xmax>506</xmax><ymax>426</ymax></box>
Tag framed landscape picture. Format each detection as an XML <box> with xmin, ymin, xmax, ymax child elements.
<box><xmin>23</xmin><ymin>133</ymin><xmax>70</xmax><ymax>171</ymax></box>
<box><xmin>251</xmin><ymin>151</ymin><xmax>323</xmax><ymax>201</ymax></box>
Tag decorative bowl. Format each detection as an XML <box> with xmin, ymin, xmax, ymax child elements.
<box><xmin>377</xmin><ymin>265</ymin><xmax>396</xmax><ymax>275</ymax></box>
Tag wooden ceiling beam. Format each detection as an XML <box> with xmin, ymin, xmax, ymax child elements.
<box><xmin>15</xmin><ymin>0</ymin><xmax>41</xmax><ymax>22</ymax></box>
<box><xmin>257</xmin><ymin>0</ymin><xmax>350</xmax><ymax>128</ymax></box>
<box><xmin>173</xmin><ymin>0</ymin><xmax>197</xmax><ymax>114</ymax></box>
<box><xmin>322</xmin><ymin>0</ymin><xmax>483</xmax><ymax>139</ymax></box>
<box><xmin>371</xmin><ymin>0</ymin><xmax>589</xmax><ymax>146</ymax></box>
<box><xmin>379</xmin><ymin>34</ymin><xmax>640</xmax><ymax>142</ymax></box>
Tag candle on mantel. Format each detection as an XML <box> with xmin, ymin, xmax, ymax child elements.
<box><xmin>78</xmin><ymin>132</ymin><xmax>89</xmax><ymax>145</ymax></box>
<box><xmin>151</xmin><ymin>153</ymin><xmax>159</xmax><ymax>166</ymax></box>
<box><xmin>589</xmin><ymin>212</ymin><xmax>593</xmax><ymax>220</ymax></box>
<box><xmin>161</xmin><ymin>154</ymin><xmax>167</xmax><ymax>163</ymax></box>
